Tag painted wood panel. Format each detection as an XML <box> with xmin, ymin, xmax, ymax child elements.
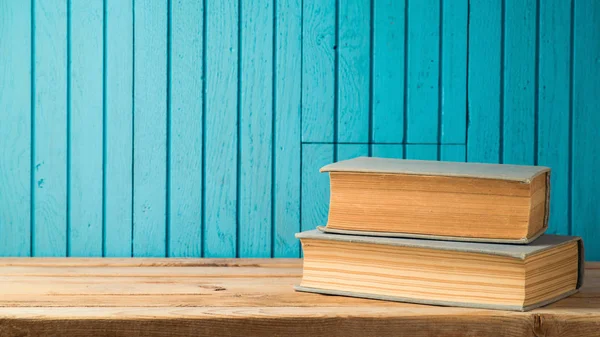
<box><xmin>441</xmin><ymin>0</ymin><xmax>467</xmax><ymax>144</ymax></box>
<box><xmin>0</xmin><ymin>0</ymin><xmax>599</xmax><ymax>260</ymax></box>
<box><xmin>132</xmin><ymin>0</ymin><xmax>168</xmax><ymax>257</ymax></box>
<box><xmin>406</xmin><ymin>0</ymin><xmax>439</xmax><ymax>144</ymax></box>
<box><xmin>337</xmin><ymin>0</ymin><xmax>370</xmax><ymax>143</ymax></box>
<box><xmin>467</xmin><ymin>0</ymin><xmax>502</xmax><ymax>163</ymax></box>
<box><xmin>32</xmin><ymin>0</ymin><xmax>68</xmax><ymax>257</ymax></box>
<box><xmin>537</xmin><ymin>0</ymin><xmax>570</xmax><ymax>235</ymax></box>
<box><xmin>572</xmin><ymin>0</ymin><xmax>600</xmax><ymax>260</ymax></box>
<box><xmin>204</xmin><ymin>0</ymin><xmax>239</xmax><ymax>257</ymax></box>
<box><xmin>168</xmin><ymin>0</ymin><xmax>203</xmax><ymax>257</ymax></box>
<box><xmin>372</xmin><ymin>0</ymin><xmax>404</xmax><ymax>143</ymax></box>
<box><xmin>406</xmin><ymin>145</ymin><xmax>437</xmax><ymax>161</ymax></box>
<box><xmin>0</xmin><ymin>1</ymin><xmax>31</xmax><ymax>256</ymax></box>
<box><xmin>104</xmin><ymin>0</ymin><xmax>133</xmax><ymax>257</ymax></box>
<box><xmin>301</xmin><ymin>0</ymin><xmax>335</xmax><ymax>143</ymax></box>
<box><xmin>69</xmin><ymin>0</ymin><xmax>103</xmax><ymax>257</ymax></box>
<box><xmin>502</xmin><ymin>0</ymin><xmax>536</xmax><ymax>165</ymax></box>
<box><xmin>239</xmin><ymin>0</ymin><xmax>274</xmax><ymax>258</ymax></box>
<box><xmin>273</xmin><ymin>0</ymin><xmax>302</xmax><ymax>258</ymax></box>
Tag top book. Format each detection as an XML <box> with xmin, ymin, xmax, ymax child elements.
<box><xmin>320</xmin><ymin>157</ymin><xmax>550</xmax><ymax>244</ymax></box>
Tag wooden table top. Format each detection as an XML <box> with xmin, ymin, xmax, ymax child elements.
<box><xmin>0</xmin><ymin>258</ymin><xmax>598</xmax><ymax>337</ymax></box>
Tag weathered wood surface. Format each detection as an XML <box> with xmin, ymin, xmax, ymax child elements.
<box><xmin>0</xmin><ymin>259</ymin><xmax>598</xmax><ymax>337</ymax></box>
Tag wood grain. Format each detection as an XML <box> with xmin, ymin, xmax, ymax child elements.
<box><xmin>572</xmin><ymin>0</ymin><xmax>600</xmax><ymax>260</ymax></box>
<box><xmin>372</xmin><ymin>0</ymin><xmax>404</xmax><ymax>144</ymax></box>
<box><xmin>104</xmin><ymin>0</ymin><xmax>133</xmax><ymax>257</ymax></box>
<box><xmin>0</xmin><ymin>1</ymin><xmax>31</xmax><ymax>256</ymax></box>
<box><xmin>132</xmin><ymin>0</ymin><xmax>168</xmax><ymax>257</ymax></box>
<box><xmin>537</xmin><ymin>0</ymin><xmax>571</xmax><ymax>236</ymax></box>
<box><xmin>337</xmin><ymin>0</ymin><xmax>370</xmax><ymax>143</ymax></box>
<box><xmin>33</xmin><ymin>0</ymin><xmax>68</xmax><ymax>257</ymax></box>
<box><xmin>502</xmin><ymin>0</ymin><xmax>536</xmax><ymax>165</ymax></box>
<box><xmin>406</xmin><ymin>0</ymin><xmax>439</xmax><ymax>143</ymax></box>
<box><xmin>0</xmin><ymin>259</ymin><xmax>597</xmax><ymax>337</ymax></box>
<box><xmin>301</xmin><ymin>0</ymin><xmax>335</xmax><ymax>142</ymax></box>
<box><xmin>168</xmin><ymin>0</ymin><xmax>203</xmax><ymax>257</ymax></box>
<box><xmin>273</xmin><ymin>0</ymin><xmax>302</xmax><ymax>258</ymax></box>
<box><xmin>69</xmin><ymin>0</ymin><xmax>103</xmax><ymax>257</ymax></box>
<box><xmin>239</xmin><ymin>0</ymin><xmax>274</xmax><ymax>258</ymax></box>
<box><xmin>466</xmin><ymin>0</ymin><xmax>502</xmax><ymax>163</ymax></box>
<box><xmin>204</xmin><ymin>0</ymin><xmax>238</xmax><ymax>257</ymax></box>
<box><xmin>440</xmin><ymin>0</ymin><xmax>467</xmax><ymax>144</ymax></box>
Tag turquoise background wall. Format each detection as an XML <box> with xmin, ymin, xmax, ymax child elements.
<box><xmin>1</xmin><ymin>0</ymin><xmax>599</xmax><ymax>259</ymax></box>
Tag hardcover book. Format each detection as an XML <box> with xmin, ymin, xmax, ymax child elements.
<box><xmin>295</xmin><ymin>230</ymin><xmax>584</xmax><ymax>312</ymax></box>
<box><xmin>320</xmin><ymin>157</ymin><xmax>550</xmax><ymax>243</ymax></box>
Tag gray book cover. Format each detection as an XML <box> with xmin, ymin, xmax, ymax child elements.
<box><xmin>320</xmin><ymin>157</ymin><xmax>551</xmax><ymax>244</ymax></box>
<box><xmin>295</xmin><ymin>230</ymin><xmax>584</xmax><ymax>311</ymax></box>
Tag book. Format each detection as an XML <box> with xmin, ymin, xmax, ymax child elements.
<box><xmin>320</xmin><ymin>157</ymin><xmax>550</xmax><ymax>243</ymax></box>
<box><xmin>295</xmin><ymin>229</ymin><xmax>584</xmax><ymax>312</ymax></box>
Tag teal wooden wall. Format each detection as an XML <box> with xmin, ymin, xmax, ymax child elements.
<box><xmin>1</xmin><ymin>0</ymin><xmax>599</xmax><ymax>259</ymax></box>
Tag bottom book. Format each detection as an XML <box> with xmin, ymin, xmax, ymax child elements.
<box><xmin>295</xmin><ymin>229</ymin><xmax>584</xmax><ymax>312</ymax></box>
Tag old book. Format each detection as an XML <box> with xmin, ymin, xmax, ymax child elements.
<box><xmin>295</xmin><ymin>230</ymin><xmax>584</xmax><ymax>311</ymax></box>
<box><xmin>320</xmin><ymin>157</ymin><xmax>550</xmax><ymax>243</ymax></box>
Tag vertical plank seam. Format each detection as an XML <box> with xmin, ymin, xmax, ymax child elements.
<box><xmin>66</xmin><ymin>0</ymin><xmax>72</xmax><ymax>257</ymax></box>
<box><xmin>499</xmin><ymin>0</ymin><xmax>505</xmax><ymax>164</ymax></box>
<box><xmin>165</xmin><ymin>0</ymin><xmax>172</xmax><ymax>257</ymax></box>
<box><xmin>333</xmin><ymin>0</ymin><xmax>339</xmax><ymax>161</ymax></box>
<box><xmin>236</xmin><ymin>0</ymin><xmax>242</xmax><ymax>258</ymax></box>
<box><xmin>568</xmin><ymin>0</ymin><xmax>574</xmax><ymax>236</ymax></box>
<box><xmin>402</xmin><ymin>0</ymin><xmax>408</xmax><ymax>158</ymax></box>
<box><xmin>131</xmin><ymin>0</ymin><xmax>136</xmax><ymax>257</ymax></box>
<box><xmin>298</xmin><ymin>0</ymin><xmax>304</xmax><ymax>258</ymax></box>
<box><xmin>437</xmin><ymin>0</ymin><xmax>443</xmax><ymax>160</ymax></box>
<box><xmin>368</xmin><ymin>0</ymin><xmax>374</xmax><ymax>156</ymax></box>
<box><xmin>102</xmin><ymin>0</ymin><xmax>107</xmax><ymax>257</ymax></box>
<box><xmin>533</xmin><ymin>0</ymin><xmax>540</xmax><ymax>166</ymax></box>
<box><xmin>201</xmin><ymin>0</ymin><xmax>207</xmax><ymax>257</ymax></box>
<box><xmin>271</xmin><ymin>0</ymin><xmax>277</xmax><ymax>258</ymax></box>
<box><xmin>30</xmin><ymin>0</ymin><xmax>36</xmax><ymax>257</ymax></box>
<box><xmin>465</xmin><ymin>0</ymin><xmax>470</xmax><ymax>162</ymax></box>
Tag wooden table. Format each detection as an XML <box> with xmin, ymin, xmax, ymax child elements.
<box><xmin>0</xmin><ymin>259</ymin><xmax>598</xmax><ymax>337</ymax></box>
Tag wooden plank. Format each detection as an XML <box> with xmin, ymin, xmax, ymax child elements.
<box><xmin>0</xmin><ymin>307</ymin><xmax>599</xmax><ymax>337</ymax></box>
<box><xmin>0</xmin><ymin>1</ymin><xmax>31</xmax><ymax>256</ymax></box>
<box><xmin>301</xmin><ymin>144</ymin><xmax>334</xmax><ymax>232</ymax></box>
<box><xmin>337</xmin><ymin>0</ymin><xmax>370</xmax><ymax>143</ymax></box>
<box><xmin>204</xmin><ymin>0</ymin><xmax>238</xmax><ymax>257</ymax></box>
<box><xmin>502</xmin><ymin>0</ymin><xmax>536</xmax><ymax>165</ymax></box>
<box><xmin>371</xmin><ymin>144</ymin><xmax>403</xmax><ymax>159</ymax></box>
<box><xmin>572</xmin><ymin>0</ymin><xmax>600</xmax><ymax>260</ymax></box>
<box><xmin>273</xmin><ymin>0</ymin><xmax>302</xmax><ymax>258</ymax></box>
<box><xmin>467</xmin><ymin>0</ymin><xmax>502</xmax><ymax>163</ymax></box>
<box><xmin>239</xmin><ymin>0</ymin><xmax>274</xmax><ymax>258</ymax></box>
<box><xmin>104</xmin><ymin>0</ymin><xmax>133</xmax><ymax>257</ymax></box>
<box><xmin>405</xmin><ymin>145</ymin><xmax>437</xmax><ymax>160</ymax></box>
<box><xmin>336</xmin><ymin>144</ymin><xmax>368</xmax><ymax>161</ymax></box>
<box><xmin>406</xmin><ymin>0</ymin><xmax>439</xmax><ymax>144</ymax></box>
<box><xmin>69</xmin><ymin>0</ymin><xmax>103</xmax><ymax>257</ymax></box>
<box><xmin>32</xmin><ymin>0</ymin><xmax>68</xmax><ymax>257</ymax></box>
<box><xmin>0</xmin><ymin>260</ymin><xmax>597</xmax><ymax>337</ymax></box>
<box><xmin>441</xmin><ymin>145</ymin><xmax>466</xmax><ymax>162</ymax></box>
<box><xmin>441</xmin><ymin>0</ymin><xmax>467</xmax><ymax>144</ymax></box>
<box><xmin>132</xmin><ymin>0</ymin><xmax>168</xmax><ymax>257</ymax></box>
<box><xmin>372</xmin><ymin>0</ymin><xmax>404</xmax><ymax>143</ymax></box>
<box><xmin>537</xmin><ymin>0</ymin><xmax>570</xmax><ymax>235</ymax></box>
<box><xmin>168</xmin><ymin>0</ymin><xmax>203</xmax><ymax>257</ymax></box>
<box><xmin>301</xmin><ymin>0</ymin><xmax>335</xmax><ymax>142</ymax></box>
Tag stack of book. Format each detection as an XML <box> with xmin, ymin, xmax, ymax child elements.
<box><xmin>295</xmin><ymin>157</ymin><xmax>584</xmax><ymax>311</ymax></box>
